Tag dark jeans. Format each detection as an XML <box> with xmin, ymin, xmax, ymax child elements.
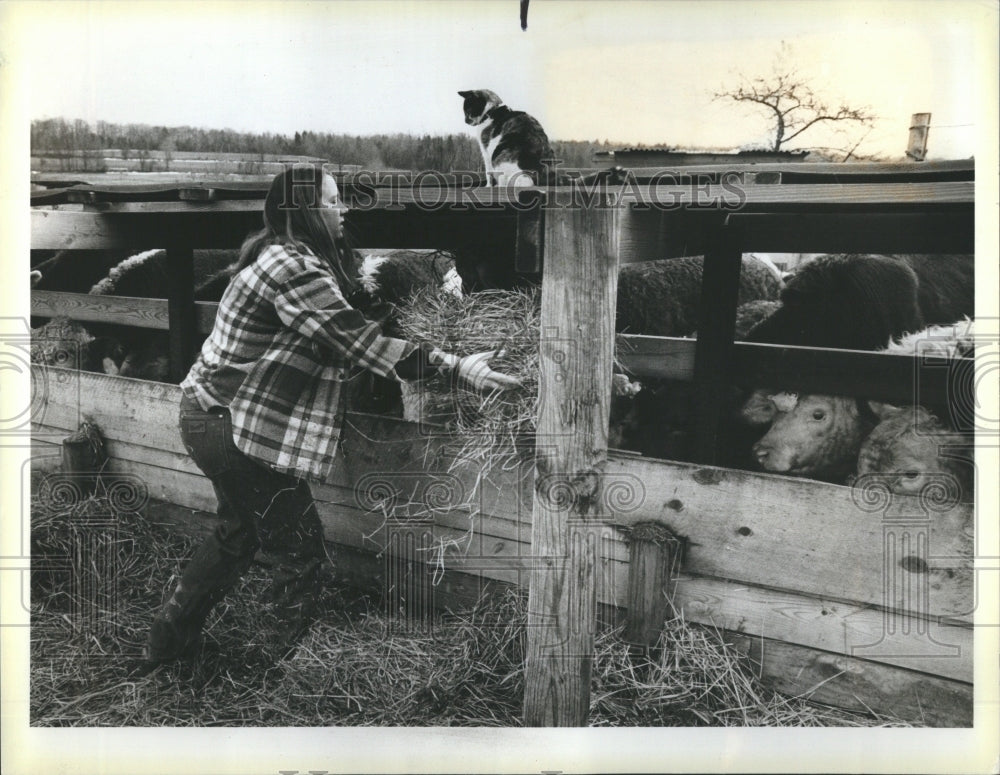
<box><xmin>146</xmin><ymin>395</ymin><xmax>328</xmax><ymax>661</ymax></box>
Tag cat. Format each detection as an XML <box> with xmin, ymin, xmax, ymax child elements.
<box><xmin>458</xmin><ymin>89</ymin><xmax>553</xmax><ymax>187</ymax></box>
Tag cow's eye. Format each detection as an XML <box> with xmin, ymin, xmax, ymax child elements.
<box><xmin>903</xmin><ymin>472</ymin><xmax>920</xmax><ymax>480</ymax></box>
<box><xmin>811</xmin><ymin>409</ymin><xmax>826</xmax><ymax>421</ymax></box>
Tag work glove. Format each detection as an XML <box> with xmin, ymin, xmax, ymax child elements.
<box><xmin>430</xmin><ymin>349</ymin><xmax>521</xmax><ymax>391</ymax></box>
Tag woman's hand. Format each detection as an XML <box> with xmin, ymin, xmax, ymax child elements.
<box><xmin>455</xmin><ymin>350</ymin><xmax>521</xmax><ymax>391</ymax></box>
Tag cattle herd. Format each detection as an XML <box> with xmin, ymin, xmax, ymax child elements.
<box><xmin>31</xmin><ymin>247</ymin><xmax>976</xmax><ymax>500</ymax></box>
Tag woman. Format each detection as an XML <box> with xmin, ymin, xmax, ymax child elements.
<box><xmin>143</xmin><ymin>165</ymin><xmax>518</xmax><ymax>667</ymax></box>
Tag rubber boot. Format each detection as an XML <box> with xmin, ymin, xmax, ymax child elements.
<box><xmin>259</xmin><ymin>556</ymin><xmax>328</xmax><ymax>658</ymax></box>
<box><xmin>144</xmin><ymin>529</ymin><xmax>254</xmax><ymax>665</ymax></box>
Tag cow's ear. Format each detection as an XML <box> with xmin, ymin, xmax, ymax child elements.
<box><xmin>865</xmin><ymin>400</ymin><xmax>902</xmax><ymax>420</ymax></box>
<box><xmin>458</xmin><ymin>90</ymin><xmax>472</xmax><ymax>98</ymax></box>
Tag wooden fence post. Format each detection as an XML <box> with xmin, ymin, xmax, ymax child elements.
<box><xmin>523</xmin><ymin>194</ymin><xmax>620</xmax><ymax>727</ymax></box>
<box><xmin>624</xmin><ymin>522</ymin><xmax>685</xmax><ymax>647</ymax></box>
<box><xmin>692</xmin><ymin>218</ymin><xmax>744</xmax><ymax>464</ymax></box>
<box><xmin>907</xmin><ymin>113</ymin><xmax>931</xmax><ymax>161</ymax></box>
<box><xmin>166</xmin><ymin>245</ymin><xmax>197</xmax><ymax>383</ymax></box>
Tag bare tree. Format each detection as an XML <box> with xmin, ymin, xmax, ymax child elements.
<box><xmin>715</xmin><ymin>46</ymin><xmax>876</xmax><ymax>154</ymax></box>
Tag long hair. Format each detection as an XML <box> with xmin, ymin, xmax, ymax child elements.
<box><xmin>237</xmin><ymin>165</ymin><xmax>358</xmax><ymax>294</ymax></box>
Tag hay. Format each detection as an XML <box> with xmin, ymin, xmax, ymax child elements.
<box><xmin>270</xmin><ymin>589</ymin><xmax>527</xmax><ymax>726</ymax></box>
<box><xmin>395</xmin><ymin>287</ymin><xmax>542</xmax><ymax>471</ymax></box>
<box><xmin>29</xmin><ymin>471</ymin><xmax>370</xmax><ymax>726</ymax></box>
<box><xmin>30</xmin><ymin>473</ymin><xmax>909</xmax><ymax>728</ymax></box>
<box><xmin>272</xmin><ymin>588</ymin><xmax>907</xmax><ymax>727</ymax></box>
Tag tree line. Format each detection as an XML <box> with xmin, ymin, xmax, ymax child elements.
<box><xmin>30</xmin><ymin>118</ymin><xmax>617</xmax><ymax>171</ymax></box>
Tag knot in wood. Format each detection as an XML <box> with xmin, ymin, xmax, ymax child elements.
<box><xmin>537</xmin><ymin>469</ymin><xmax>601</xmax><ymax>512</ymax></box>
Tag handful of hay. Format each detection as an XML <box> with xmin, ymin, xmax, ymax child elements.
<box><xmin>396</xmin><ymin>287</ymin><xmax>542</xmax><ymax>469</ymax></box>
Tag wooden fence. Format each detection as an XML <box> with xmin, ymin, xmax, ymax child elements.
<box><xmin>30</xmin><ymin>159</ymin><xmax>977</xmax><ymax>726</ymax></box>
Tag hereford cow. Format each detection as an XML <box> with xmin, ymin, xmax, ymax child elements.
<box><xmin>344</xmin><ymin>250</ymin><xmax>464</xmax><ymax>417</ymax></box>
<box><xmin>741</xmin><ymin>319</ymin><xmax>976</xmax><ymax>484</ymax></box>
<box><xmin>855</xmin><ymin>404</ymin><xmax>974</xmax><ymax>501</ymax></box>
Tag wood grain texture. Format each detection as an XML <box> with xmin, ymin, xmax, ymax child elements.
<box><xmin>30</xmin><ymin>422</ymin><xmax>973</xmax><ymax>683</ymax></box>
<box><xmin>30</xmin><ymin>366</ymin><xmax>975</xmax><ymax>695</ymax></box>
<box><xmin>615</xmin><ymin>335</ymin><xmax>966</xmax><ymax>407</ymax></box>
<box><xmin>601</xmin><ymin>454</ymin><xmax>974</xmax><ymax>622</ymax></box>
<box><xmin>624</xmin><ymin>523</ymin><xmax>684</xmax><ymax>646</ymax></box>
<box><xmin>728</xmin><ymin>633</ymin><xmax>972</xmax><ymax>727</ymax></box>
<box><xmin>32</xmin><ymin>366</ymin><xmax>974</xmax><ymax>621</ymax></box>
<box><xmin>524</xmin><ymin>202</ymin><xmax>622</xmax><ymax>726</ymax></box>
<box><xmin>32</xmin><ymin>291</ymin><xmax>221</xmax><ymax>334</ymax></box>
<box><xmin>31</xmin><ymin>208</ymin><xmax>263</xmax><ymax>250</ymax></box>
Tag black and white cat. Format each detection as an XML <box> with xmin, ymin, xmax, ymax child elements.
<box><xmin>458</xmin><ymin>89</ymin><xmax>553</xmax><ymax>187</ymax></box>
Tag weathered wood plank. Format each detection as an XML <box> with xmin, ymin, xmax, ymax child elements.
<box><xmin>31</xmin><ymin>206</ymin><xmax>520</xmax><ymax>255</ymax></box>
<box><xmin>614</xmin><ymin>159</ymin><xmax>974</xmax><ymax>181</ymax></box>
<box><xmin>524</xmin><ymin>199</ymin><xmax>621</xmax><ymax>726</ymax></box>
<box><xmin>32</xmin><ymin>291</ymin><xmax>219</xmax><ymax>333</ymax></box>
<box><xmin>615</xmin><ymin>335</ymin><xmax>968</xmax><ymax>407</ymax></box>
<box><xmin>729</xmin><ymin>211</ymin><xmax>974</xmax><ymax>254</ymax></box>
<box><xmin>31</xmin><ymin>367</ymin><xmax>187</xmax><ymax>453</ymax></box>
<box><xmin>32</xmin><ymin>180</ymin><xmax>973</xmax><ymax>219</ymax></box>
<box><xmin>624</xmin><ymin>522</ymin><xmax>684</xmax><ymax>646</ymax></box>
<box><xmin>31</xmin><ymin>208</ymin><xmax>264</xmax><ymax>250</ymax></box>
<box><xmin>728</xmin><ymin>633</ymin><xmax>973</xmax><ymax>727</ymax></box>
<box><xmin>602</xmin><ymin>454</ymin><xmax>973</xmax><ymax>622</ymax></box>
<box><xmin>82</xmin><ymin>200</ymin><xmax>265</xmax><ymax>213</ymax></box>
<box><xmin>347</xmin><ymin>181</ymin><xmax>976</xmax><ymax>209</ymax></box>
<box><xmin>29</xmin><ymin>432</ymin><xmax>972</xmax><ymax>683</ymax></box>
<box><xmin>33</xmin><ymin>291</ymin><xmax>169</xmax><ymax>330</ymax></box>
<box><xmin>674</xmin><ymin>576</ymin><xmax>972</xmax><ymax>683</ymax></box>
<box><xmin>32</xmin><ymin>367</ymin><xmax>973</xmax><ymax>622</ymax></box>
<box><xmin>622</xmin><ymin>181</ymin><xmax>974</xmax><ymax>209</ymax></box>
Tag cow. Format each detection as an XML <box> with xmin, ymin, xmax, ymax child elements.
<box><xmin>343</xmin><ymin>250</ymin><xmax>464</xmax><ymax>418</ymax></box>
<box><xmin>855</xmin><ymin>404</ymin><xmax>974</xmax><ymax>501</ymax></box>
<box><xmin>741</xmin><ymin>319</ymin><xmax>976</xmax><ymax>485</ymax></box>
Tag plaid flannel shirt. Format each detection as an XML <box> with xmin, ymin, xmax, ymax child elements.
<box><xmin>181</xmin><ymin>243</ymin><xmax>424</xmax><ymax>481</ymax></box>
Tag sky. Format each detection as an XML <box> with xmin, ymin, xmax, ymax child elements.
<box><xmin>3</xmin><ymin>0</ymin><xmax>996</xmax><ymax>160</ymax></box>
